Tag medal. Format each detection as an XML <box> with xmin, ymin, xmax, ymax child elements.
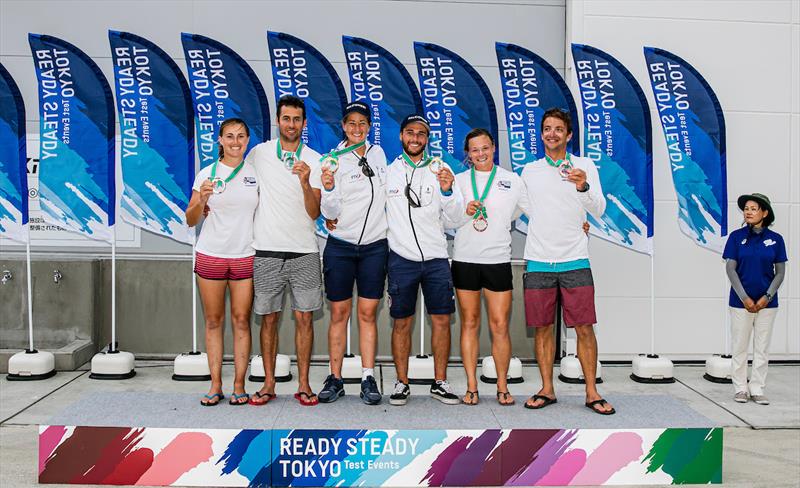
<box><xmin>277</xmin><ymin>139</ymin><xmax>304</xmax><ymax>170</ymax></box>
<box><xmin>210</xmin><ymin>177</ymin><xmax>226</xmax><ymax>194</ymax></box>
<box><xmin>472</xmin><ymin>215</ymin><xmax>488</xmax><ymax>232</ymax></box>
<box><xmin>545</xmin><ymin>153</ymin><xmax>573</xmax><ymax>181</ymax></box>
<box><xmin>428</xmin><ymin>156</ymin><xmax>443</xmax><ymax>174</ymax></box>
<box><xmin>209</xmin><ymin>158</ymin><xmax>244</xmax><ymax>194</ymax></box>
<box><xmin>470</xmin><ymin>164</ymin><xmax>497</xmax><ymax>232</ymax></box>
<box><xmin>321</xmin><ymin>155</ymin><xmax>339</xmax><ymax>173</ymax></box>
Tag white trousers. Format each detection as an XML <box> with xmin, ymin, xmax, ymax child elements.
<box><xmin>730</xmin><ymin>306</ymin><xmax>778</xmax><ymax>395</ymax></box>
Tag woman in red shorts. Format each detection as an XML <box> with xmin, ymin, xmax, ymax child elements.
<box><xmin>186</xmin><ymin>118</ymin><xmax>259</xmax><ymax>406</ymax></box>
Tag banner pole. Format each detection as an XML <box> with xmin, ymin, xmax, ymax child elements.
<box><xmin>192</xmin><ymin>233</ymin><xmax>198</xmax><ymax>353</ymax></box>
<box><xmin>111</xmin><ymin>226</ymin><xmax>117</xmax><ymax>352</ymax></box>
<box><xmin>723</xmin><ymin>267</ymin><xmax>729</xmax><ymax>355</ymax></box>
<box><xmin>26</xmin><ymin>225</ymin><xmax>34</xmax><ymax>351</ymax></box>
<box><xmin>418</xmin><ymin>289</ymin><xmax>424</xmax><ymax>356</ymax></box>
<box><xmin>650</xmin><ymin>253</ymin><xmax>655</xmax><ymax>355</ymax></box>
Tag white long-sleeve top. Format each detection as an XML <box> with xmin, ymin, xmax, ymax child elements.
<box><xmin>313</xmin><ymin>142</ymin><xmax>388</xmax><ymax>245</ymax></box>
<box><xmin>386</xmin><ymin>155</ymin><xmax>465</xmax><ymax>262</ymax></box>
<box><xmin>451</xmin><ymin>166</ymin><xmax>529</xmax><ymax>264</ymax></box>
<box><xmin>521</xmin><ymin>154</ymin><xmax>605</xmax><ymax>262</ymax></box>
<box><xmin>245</xmin><ymin>140</ymin><xmax>322</xmax><ymax>253</ymax></box>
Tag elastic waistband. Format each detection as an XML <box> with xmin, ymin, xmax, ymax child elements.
<box><xmin>526</xmin><ymin>258</ymin><xmax>590</xmax><ymax>273</ymax></box>
<box><xmin>255</xmin><ymin>250</ymin><xmax>312</xmax><ymax>260</ymax></box>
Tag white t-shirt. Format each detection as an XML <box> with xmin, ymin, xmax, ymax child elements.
<box><xmin>452</xmin><ymin>166</ymin><xmax>528</xmax><ymax>264</ymax></box>
<box><xmin>314</xmin><ymin>142</ymin><xmax>388</xmax><ymax>245</ymax></box>
<box><xmin>521</xmin><ymin>154</ymin><xmax>606</xmax><ymax>262</ymax></box>
<box><xmin>192</xmin><ymin>162</ymin><xmax>259</xmax><ymax>258</ymax></box>
<box><xmin>245</xmin><ymin>140</ymin><xmax>322</xmax><ymax>253</ymax></box>
<box><xmin>385</xmin><ymin>155</ymin><xmax>464</xmax><ymax>262</ymax></box>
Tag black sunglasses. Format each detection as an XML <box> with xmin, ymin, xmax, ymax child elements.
<box><xmin>405</xmin><ymin>184</ymin><xmax>421</xmax><ymax>208</ymax></box>
<box><xmin>358</xmin><ymin>156</ymin><xmax>375</xmax><ymax>178</ymax></box>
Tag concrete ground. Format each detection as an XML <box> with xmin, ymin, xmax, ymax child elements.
<box><xmin>1</xmin><ymin>362</ymin><xmax>798</xmax><ymax>488</ymax></box>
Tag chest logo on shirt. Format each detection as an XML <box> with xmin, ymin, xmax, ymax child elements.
<box><xmin>243</xmin><ymin>176</ymin><xmax>257</xmax><ymax>186</ymax></box>
<box><xmin>388</xmin><ymin>188</ymin><xmax>402</xmax><ymax>198</ymax></box>
<box><xmin>763</xmin><ymin>239</ymin><xmax>776</xmax><ymax>247</ymax></box>
<box><xmin>497</xmin><ymin>179</ymin><xmax>511</xmax><ymax>191</ymax></box>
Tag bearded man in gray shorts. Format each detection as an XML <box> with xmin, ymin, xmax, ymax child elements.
<box><xmin>245</xmin><ymin>95</ymin><xmax>323</xmax><ymax>406</ymax></box>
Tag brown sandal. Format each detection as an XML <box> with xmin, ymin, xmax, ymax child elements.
<box><xmin>463</xmin><ymin>390</ymin><xmax>479</xmax><ymax>405</ymax></box>
<box><xmin>496</xmin><ymin>391</ymin><xmax>515</xmax><ymax>406</ymax></box>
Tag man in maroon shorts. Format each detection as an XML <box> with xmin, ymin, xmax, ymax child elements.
<box><xmin>519</xmin><ymin>108</ymin><xmax>614</xmax><ymax>415</ymax></box>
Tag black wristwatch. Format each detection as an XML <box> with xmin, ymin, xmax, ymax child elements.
<box><xmin>765</xmin><ymin>292</ymin><xmax>774</xmax><ymax>303</ymax></box>
<box><xmin>577</xmin><ymin>182</ymin><xmax>590</xmax><ymax>193</ymax></box>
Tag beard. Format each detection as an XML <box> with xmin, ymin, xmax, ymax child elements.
<box><xmin>402</xmin><ymin>141</ymin><xmax>425</xmax><ymax>157</ymax></box>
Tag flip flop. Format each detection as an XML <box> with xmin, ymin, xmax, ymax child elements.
<box><xmin>294</xmin><ymin>391</ymin><xmax>319</xmax><ymax>406</ymax></box>
<box><xmin>463</xmin><ymin>391</ymin><xmax>479</xmax><ymax>406</ymax></box>
<box><xmin>496</xmin><ymin>391</ymin><xmax>515</xmax><ymax>406</ymax></box>
<box><xmin>248</xmin><ymin>391</ymin><xmax>277</xmax><ymax>406</ymax></box>
<box><xmin>585</xmin><ymin>399</ymin><xmax>615</xmax><ymax>415</ymax></box>
<box><xmin>200</xmin><ymin>392</ymin><xmax>224</xmax><ymax>407</ymax></box>
<box><xmin>229</xmin><ymin>392</ymin><xmax>250</xmax><ymax>406</ymax></box>
<box><xmin>524</xmin><ymin>394</ymin><xmax>557</xmax><ymax>410</ymax></box>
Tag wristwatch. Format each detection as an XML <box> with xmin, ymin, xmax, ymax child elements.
<box><xmin>765</xmin><ymin>292</ymin><xmax>774</xmax><ymax>302</ymax></box>
<box><xmin>577</xmin><ymin>182</ymin><xmax>590</xmax><ymax>193</ymax></box>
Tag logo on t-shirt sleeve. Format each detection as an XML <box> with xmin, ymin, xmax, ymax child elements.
<box><xmin>243</xmin><ymin>176</ymin><xmax>257</xmax><ymax>186</ymax></box>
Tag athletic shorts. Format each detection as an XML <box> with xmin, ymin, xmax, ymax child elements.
<box><xmin>451</xmin><ymin>261</ymin><xmax>513</xmax><ymax>292</ymax></box>
<box><xmin>253</xmin><ymin>251</ymin><xmax>323</xmax><ymax>315</ymax></box>
<box><xmin>323</xmin><ymin>236</ymin><xmax>388</xmax><ymax>302</ymax></box>
<box><xmin>387</xmin><ymin>251</ymin><xmax>455</xmax><ymax>319</ymax></box>
<box><xmin>194</xmin><ymin>252</ymin><xmax>254</xmax><ymax>280</ymax></box>
<box><xmin>523</xmin><ymin>268</ymin><xmax>596</xmax><ymax>327</ymax></box>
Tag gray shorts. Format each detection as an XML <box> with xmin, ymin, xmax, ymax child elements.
<box><xmin>253</xmin><ymin>251</ymin><xmax>323</xmax><ymax>315</ymax></box>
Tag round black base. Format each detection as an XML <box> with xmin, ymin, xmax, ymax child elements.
<box><xmin>6</xmin><ymin>369</ymin><xmax>57</xmax><ymax>381</ymax></box>
<box><xmin>89</xmin><ymin>370</ymin><xmax>136</xmax><ymax>380</ymax></box>
<box><xmin>171</xmin><ymin>373</ymin><xmax>212</xmax><ymax>382</ymax></box>
<box><xmin>559</xmin><ymin>374</ymin><xmax>603</xmax><ymax>384</ymax></box>
<box><xmin>703</xmin><ymin>373</ymin><xmax>732</xmax><ymax>384</ymax></box>
<box><xmin>342</xmin><ymin>378</ymin><xmax>363</xmax><ymax>385</ymax></box>
<box><xmin>408</xmin><ymin>378</ymin><xmax>435</xmax><ymax>385</ymax></box>
<box><xmin>630</xmin><ymin>373</ymin><xmax>676</xmax><ymax>384</ymax></box>
<box><xmin>480</xmin><ymin>375</ymin><xmax>525</xmax><ymax>384</ymax></box>
<box><xmin>248</xmin><ymin>373</ymin><xmax>293</xmax><ymax>383</ymax></box>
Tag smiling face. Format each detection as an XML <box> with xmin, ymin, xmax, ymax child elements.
<box><xmin>277</xmin><ymin>105</ymin><xmax>306</xmax><ymax>145</ymax></box>
<box><xmin>743</xmin><ymin>200</ymin><xmax>769</xmax><ymax>227</ymax></box>
<box><xmin>542</xmin><ymin>116</ymin><xmax>572</xmax><ymax>155</ymax></box>
<box><xmin>218</xmin><ymin>122</ymin><xmax>249</xmax><ymax>161</ymax></box>
<box><xmin>467</xmin><ymin>134</ymin><xmax>495</xmax><ymax>170</ymax></box>
<box><xmin>342</xmin><ymin>113</ymin><xmax>369</xmax><ymax>146</ymax></box>
<box><xmin>400</xmin><ymin>122</ymin><xmax>429</xmax><ymax>158</ymax></box>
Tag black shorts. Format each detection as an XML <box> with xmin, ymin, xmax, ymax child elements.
<box><xmin>451</xmin><ymin>261</ymin><xmax>513</xmax><ymax>292</ymax></box>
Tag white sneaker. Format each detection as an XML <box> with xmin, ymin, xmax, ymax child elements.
<box><xmin>734</xmin><ymin>391</ymin><xmax>749</xmax><ymax>403</ymax></box>
<box><xmin>751</xmin><ymin>395</ymin><xmax>770</xmax><ymax>405</ymax></box>
<box><xmin>430</xmin><ymin>380</ymin><xmax>460</xmax><ymax>405</ymax></box>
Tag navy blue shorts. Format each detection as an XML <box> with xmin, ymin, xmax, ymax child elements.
<box><xmin>323</xmin><ymin>236</ymin><xmax>388</xmax><ymax>302</ymax></box>
<box><xmin>387</xmin><ymin>251</ymin><xmax>455</xmax><ymax>319</ymax></box>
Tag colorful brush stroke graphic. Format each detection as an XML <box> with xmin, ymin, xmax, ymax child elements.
<box><xmin>40</xmin><ymin>426</ymin><xmax>722</xmax><ymax>486</ymax></box>
<box><xmin>0</xmin><ymin>62</ymin><xmax>28</xmax><ymax>242</ymax></box>
<box><xmin>644</xmin><ymin>47</ymin><xmax>727</xmax><ymax>253</ymax></box>
<box><xmin>572</xmin><ymin>44</ymin><xmax>654</xmax><ymax>255</ymax></box>
<box><xmin>28</xmin><ymin>34</ymin><xmax>115</xmax><ymax>242</ymax></box>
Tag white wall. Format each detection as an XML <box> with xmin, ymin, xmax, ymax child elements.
<box><xmin>568</xmin><ymin>0</ymin><xmax>800</xmax><ymax>359</ymax></box>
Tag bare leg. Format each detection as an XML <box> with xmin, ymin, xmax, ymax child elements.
<box><xmin>485</xmin><ymin>289</ymin><xmax>514</xmax><ymax>404</ymax></box>
<box><xmin>574</xmin><ymin>324</ymin><xmax>613</xmax><ymax>413</ymax></box>
<box><xmin>258</xmin><ymin>312</ymin><xmax>279</xmax><ymax>396</ymax></box>
<box><xmin>294</xmin><ymin>310</ymin><xmax>314</xmax><ymax>394</ymax></box>
<box><xmin>456</xmin><ymin>289</ymin><xmax>481</xmax><ymax>403</ymax></box>
<box><xmin>526</xmin><ymin>324</ymin><xmax>556</xmax><ymax>408</ymax></box>
<box><xmin>198</xmin><ymin>277</ymin><xmax>227</xmax><ymax>402</ymax></box>
<box><xmin>392</xmin><ymin>316</ymin><xmax>414</xmax><ymax>383</ymax></box>
<box><xmin>430</xmin><ymin>314</ymin><xmax>452</xmax><ymax>381</ymax></box>
<box><xmin>356</xmin><ymin>298</ymin><xmax>380</xmax><ymax>369</ymax></box>
<box><xmin>228</xmin><ymin>279</ymin><xmax>253</xmax><ymax>401</ymax></box>
<box><xmin>327</xmin><ymin>299</ymin><xmax>352</xmax><ymax>378</ymax></box>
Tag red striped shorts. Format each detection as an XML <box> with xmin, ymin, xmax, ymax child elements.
<box><xmin>194</xmin><ymin>252</ymin><xmax>254</xmax><ymax>280</ymax></box>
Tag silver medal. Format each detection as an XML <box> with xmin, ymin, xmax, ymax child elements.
<box><xmin>472</xmin><ymin>216</ymin><xmax>488</xmax><ymax>232</ymax></box>
<box><xmin>558</xmin><ymin>161</ymin><xmax>572</xmax><ymax>180</ymax></box>
<box><xmin>428</xmin><ymin>156</ymin><xmax>443</xmax><ymax>174</ymax></box>
<box><xmin>321</xmin><ymin>155</ymin><xmax>339</xmax><ymax>174</ymax></box>
<box><xmin>211</xmin><ymin>177</ymin><xmax>226</xmax><ymax>194</ymax></box>
<box><xmin>283</xmin><ymin>154</ymin><xmax>296</xmax><ymax>170</ymax></box>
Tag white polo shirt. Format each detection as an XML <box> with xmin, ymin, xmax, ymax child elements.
<box><xmin>245</xmin><ymin>140</ymin><xmax>322</xmax><ymax>253</ymax></box>
<box><xmin>192</xmin><ymin>162</ymin><xmax>259</xmax><ymax>258</ymax></box>
<box><xmin>452</xmin><ymin>166</ymin><xmax>528</xmax><ymax>264</ymax></box>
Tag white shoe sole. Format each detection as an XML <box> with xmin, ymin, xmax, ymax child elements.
<box><xmin>431</xmin><ymin>393</ymin><xmax>460</xmax><ymax>405</ymax></box>
<box><xmin>389</xmin><ymin>397</ymin><xmax>408</xmax><ymax>406</ymax></box>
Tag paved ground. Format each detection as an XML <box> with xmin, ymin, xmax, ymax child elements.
<box><xmin>1</xmin><ymin>362</ymin><xmax>798</xmax><ymax>487</ymax></box>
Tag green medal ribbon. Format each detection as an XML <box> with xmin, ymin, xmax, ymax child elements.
<box><xmin>544</xmin><ymin>152</ymin><xmax>572</xmax><ymax>168</ymax></box>
<box><xmin>210</xmin><ymin>158</ymin><xmax>245</xmax><ymax>184</ymax></box>
<box><xmin>402</xmin><ymin>151</ymin><xmax>430</xmax><ymax>169</ymax></box>
<box><xmin>323</xmin><ymin>140</ymin><xmax>366</xmax><ymax>162</ymax></box>
<box><xmin>470</xmin><ymin>165</ymin><xmax>497</xmax><ymax>220</ymax></box>
<box><xmin>276</xmin><ymin>139</ymin><xmax>304</xmax><ymax>167</ymax></box>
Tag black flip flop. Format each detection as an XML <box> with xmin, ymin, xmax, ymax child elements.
<box><xmin>524</xmin><ymin>394</ymin><xmax>557</xmax><ymax>410</ymax></box>
<box><xmin>229</xmin><ymin>392</ymin><xmax>250</xmax><ymax>406</ymax></box>
<box><xmin>200</xmin><ymin>392</ymin><xmax>224</xmax><ymax>406</ymax></box>
<box><xmin>585</xmin><ymin>398</ymin><xmax>616</xmax><ymax>415</ymax></box>
<box><xmin>496</xmin><ymin>391</ymin><xmax>515</xmax><ymax>406</ymax></box>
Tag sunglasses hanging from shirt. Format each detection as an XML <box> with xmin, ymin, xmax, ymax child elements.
<box><xmin>209</xmin><ymin>158</ymin><xmax>245</xmax><ymax>194</ymax></box>
<box><xmin>320</xmin><ymin>140</ymin><xmax>367</xmax><ymax>174</ymax></box>
<box><xmin>277</xmin><ymin>139</ymin><xmax>304</xmax><ymax>170</ymax></box>
<box><xmin>470</xmin><ymin>164</ymin><xmax>496</xmax><ymax>232</ymax></box>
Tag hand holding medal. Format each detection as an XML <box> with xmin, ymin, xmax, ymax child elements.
<box><xmin>470</xmin><ymin>164</ymin><xmax>496</xmax><ymax>232</ymax></box>
<box><xmin>207</xmin><ymin>158</ymin><xmax>244</xmax><ymax>195</ymax></box>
